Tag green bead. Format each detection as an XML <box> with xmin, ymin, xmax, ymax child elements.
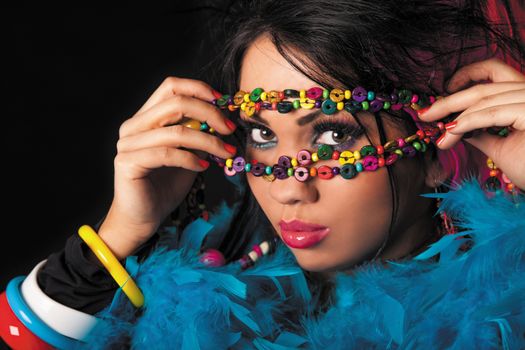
<box><xmin>397</xmin><ymin>89</ymin><xmax>412</xmax><ymax>104</ymax></box>
<box><xmin>340</xmin><ymin>163</ymin><xmax>357</xmax><ymax>179</ymax></box>
<box><xmin>412</xmin><ymin>141</ymin><xmax>422</xmax><ymax>151</ymax></box>
<box><xmin>265</xmin><ymin>166</ymin><xmax>273</xmax><ymax>175</ymax></box>
<box><xmin>317</xmin><ymin>144</ymin><xmax>334</xmax><ymax>160</ymax></box>
<box><xmin>420</xmin><ymin>142</ymin><xmax>427</xmax><ymax>152</ymax></box>
<box><xmin>361</xmin><ymin>101</ymin><xmax>369</xmax><ymax>110</ymax></box>
<box><xmin>250</xmin><ymin>88</ymin><xmax>263</xmax><ymax>102</ymax></box>
<box><xmin>321</xmin><ymin>99</ymin><xmax>337</xmax><ymax>115</ymax></box>
<box><xmin>293</xmin><ymin>99</ymin><xmax>301</xmax><ymax>109</ymax></box>
<box><xmin>360</xmin><ymin>145</ymin><xmax>377</xmax><ymax>156</ymax></box>
<box><xmin>498</xmin><ymin>128</ymin><xmax>509</xmax><ymax>137</ymax></box>
<box><xmin>216</xmin><ymin>95</ymin><xmax>230</xmax><ymax>107</ymax></box>
<box><xmin>245</xmin><ymin>163</ymin><xmax>252</xmax><ymax>172</ymax></box>
<box><xmin>277</xmin><ymin>101</ymin><xmax>293</xmax><ymax>113</ymax></box>
<box><xmin>356</xmin><ymin>162</ymin><xmax>364</xmax><ymax>172</ymax></box>
<box><xmin>200</xmin><ymin>122</ymin><xmax>209</xmax><ymax>131</ymax></box>
<box><xmin>284</xmin><ymin>89</ymin><xmax>299</xmax><ymax>98</ymax></box>
<box><xmin>322</xmin><ymin>89</ymin><xmax>330</xmax><ymax>99</ymax></box>
<box><xmin>287</xmin><ymin>168</ymin><xmax>294</xmax><ymax>177</ymax></box>
<box><xmin>367</xmin><ymin>91</ymin><xmax>375</xmax><ymax>101</ymax></box>
<box><xmin>394</xmin><ymin>149</ymin><xmax>403</xmax><ymax>157</ymax></box>
<box><xmin>344</xmin><ymin>101</ymin><xmax>362</xmax><ymax>114</ymax></box>
<box><xmin>383</xmin><ymin>101</ymin><xmax>391</xmax><ymax>110</ymax></box>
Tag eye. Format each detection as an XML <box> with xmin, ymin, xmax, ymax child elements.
<box><xmin>312</xmin><ymin>119</ymin><xmax>365</xmax><ymax>150</ymax></box>
<box><xmin>239</xmin><ymin>121</ymin><xmax>277</xmax><ymax>149</ymax></box>
<box><xmin>316</xmin><ymin>130</ymin><xmax>350</xmax><ymax>145</ymax></box>
<box><xmin>250</xmin><ymin>126</ymin><xmax>276</xmax><ymax>143</ymax></box>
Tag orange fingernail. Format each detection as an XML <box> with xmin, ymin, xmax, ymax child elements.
<box><xmin>445</xmin><ymin>121</ymin><xmax>457</xmax><ymax>131</ymax></box>
<box><xmin>212</xmin><ymin>89</ymin><xmax>223</xmax><ymax>99</ymax></box>
<box><xmin>225</xmin><ymin>118</ymin><xmax>237</xmax><ymax>131</ymax></box>
<box><xmin>198</xmin><ymin>159</ymin><xmax>209</xmax><ymax>168</ymax></box>
<box><xmin>436</xmin><ymin>132</ymin><xmax>446</xmax><ymax>146</ymax></box>
<box><xmin>417</xmin><ymin>107</ymin><xmax>430</xmax><ymax>116</ymax></box>
<box><xmin>223</xmin><ymin>143</ymin><xmax>237</xmax><ymax>154</ymax></box>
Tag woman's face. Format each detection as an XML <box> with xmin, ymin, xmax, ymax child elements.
<box><xmin>239</xmin><ymin>35</ymin><xmax>439</xmax><ymax>273</ymax></box>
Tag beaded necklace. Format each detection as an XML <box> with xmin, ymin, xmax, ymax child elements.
<box><xmin>192</xmin><ymin>86</ymin><xmax>522</xmax><ymax>269</ymax></box>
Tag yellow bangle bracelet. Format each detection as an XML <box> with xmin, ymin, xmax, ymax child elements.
<box><xmin>78</xmin><ymin>225</ymin><xmax>144</xmax><ymax>308</ymax></box>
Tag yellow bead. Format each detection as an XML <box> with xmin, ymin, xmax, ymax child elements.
<box><xmin>353</xmin><ymin>150</ymin><xmax>361</xmax><ymax>160</ymax></box>
<box><xmin>337</xmin><ymin>101</ymin><xmax>344</xmax><ymax>111</ymax></box>
<box><xmin>261</xmin><ymin>91</ymin><xmax>267</xmax><ymax>101</ymax></box>
<box><xmin>226</xmin><ymin>158</ymin><xmax>233</xmax><ymax>168</ymax></box>
<box><xmin>312</xmin><ymin>152</ymin><xmax>319</xmax><ymax>162</ymax></box>
<box><xmin>486</xmin><ymin>158</ymin><xmax>496</xmax><ymax>169</ymax></box>
<box><xmin>300</xmin><ymin>90</ymin><xmax>306</xmax><ymax>99</ymax></box>
<box><xmin>241</xmin><ymin>102</ymin><xmax>246</xmax><ymax>111</ymax></box>
<box><xmin>233</xmin><ymin>91</ymin><xmax>246</xmax><ymax>105</ymax></box>
<box><xmin>339</xmin><ymin>150</ymin><xmax>355</xmax><ymax>164</ymax></box>
<box><xmin>291</xmin><ymin>158</ymin><xmax>298</xmax><ymax>167</ymax></box>
<box><xmin>410</xmin><ymin>103</ymin><xmax>421</xmax><ymax>111</ymax></box>
<box><xmin>330</xmin><ymin>88</ymin><xmax>345</xmax><ymax>102</ymax></box>
<box><xmin>344</xmin><ymin>90</ymin><xmax>351</xmax><ymax>100</ymax></box>
<box><xmin>182</xmin><ymin>119</ymin><xmax>201</xmax><ymax>130</ymax></box>
<box><xmin>245</xmin><ymin>101</ymin><xmax>256</xmax><ymax>117</ymax></box>
<box><xmin>263</xmin><ymin>173</ymin><xmax>276</xmax><ymax>182</ymax></box>
<box><xmin>300</xmin><ymin>98</ymin><xmax>315</xmax><ymax>109</ymax></box>
<box><xmin>244</xmin><ymin>94</ymin><xmax>250</xmax><ymax>102</ymax></box>
<box><xmin>209</xmin><ymin>128</ymin><xmax>215</xmax><ymax>133</ymax></box>
<box><xmin>268</xmin><ymin>90</ymin><xmax>281</xmax><ymax>103</ymax></box>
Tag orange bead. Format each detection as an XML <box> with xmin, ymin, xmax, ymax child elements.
<box><xmin>310</xmin><ymin>167</ymin><xmax>317</xmax><ymax>177</ymax></box>
<box><xmin>376</xmin><ymin>145</ymin><xmax>384</xmax><ymax>155</ymax></box>
<box><xmin>489</xmin><ymin>169</ymin><xmax>499</xmax><ymax>177</ymax></box>
<box><xmin>507</xmin><ymin>183</ymin><xmax>515</xmax><ymax>191</ymax></box>
<box><xmin>317</xmin><ymin>165</ymin><xmax>334</xmax><ymax>179</ymax></box>
<box><xmin>378</xmin><ymin>157</ymin><xmax>385</xmax><ymax>167</ymax></box>
<box><xmin>332</xmin><ymin>150</ymin><xmax>340</xmax><ymax>160</ymax></box>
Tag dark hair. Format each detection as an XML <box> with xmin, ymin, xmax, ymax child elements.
<box><xmin>182</xmin><ymin>0</ymin><xmax>524</xmax><ymax>308</ymax></box>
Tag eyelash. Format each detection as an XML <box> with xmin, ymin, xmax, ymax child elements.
<box><xmin>240</xmin><ymin>119</ymin><xmax>365</xmax><ymax>151</ymax></box>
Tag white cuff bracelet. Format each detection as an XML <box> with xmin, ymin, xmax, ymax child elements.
<box><xmin>20</xmin><ymin>259</ymin><xmax>101</xmax><ymax>341</ymax></box>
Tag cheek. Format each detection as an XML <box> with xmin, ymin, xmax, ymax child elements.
<box><xmin>292</xmin><ymin>168</ymin><xmax>392</xmax><ymax>272</ymax></box>
<box><xmin>246</xmin><ymin>173</ymin><xmax>273</xmax><ymax>215</ymax></box>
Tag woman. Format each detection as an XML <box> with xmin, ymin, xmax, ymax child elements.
<box><xmin>1</xmin><ymin>0</ymin><xmax>524</xmax><ymax>348</ymax></box>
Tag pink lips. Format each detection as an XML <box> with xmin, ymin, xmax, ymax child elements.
<box><xmin>278</xmin><ymin>219</ymin><xmax>330</xmax><ymax>249</ymax></box>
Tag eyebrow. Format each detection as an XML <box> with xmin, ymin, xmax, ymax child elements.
<box><xmin>247</xmin><ymin>109</ymin><xmax>324</xmax><ymax>126</ymax></box>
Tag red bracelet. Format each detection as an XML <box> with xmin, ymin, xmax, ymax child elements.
<box><xmin>0</xmin><ymin>291</ymin><xmax>54</xmax><ymax>350</ymax></box>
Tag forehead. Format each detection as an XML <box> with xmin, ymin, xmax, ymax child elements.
<box><xmin>239</xmin><ymin>34</ymin><xmax>316</xmax><ymax>94</ymax></box>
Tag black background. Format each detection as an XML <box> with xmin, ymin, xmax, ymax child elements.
<box><xmin>1</xmin><ymin>5</ymin><xmax>236</xmax><ymax>290</ymax></box>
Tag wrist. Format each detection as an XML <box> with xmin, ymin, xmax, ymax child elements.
<box><xmin>97</xmin><ymin>218</ymin><xmax>153</xmax><ymax>261</ymax></box>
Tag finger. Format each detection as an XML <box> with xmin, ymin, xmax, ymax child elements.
<box><xmin>446</xmin><ymin>58</ymin><xmax>525</xmax><ymax>93</ymax></box>
<box><xmin>418</xmin><ymin>82</ymin><xmax>525</xmax><ymax>122</ymax></box>
<box><xmin>120</xmin><ymin>94</ymin><xmax>236</xmax><ymax>138</ymax></box>
<box><xmin>116</xmin><ymin>124</ymin><xmax>237</xmax><ymax>159</ymax></box>
<box><xmin>136</xmin><ymin>76</ymin><xmax>220</xmax><ymax>115</ymax></box>
<box><xmin>459</xmin><ymin>132</ymin><xmax>503</xmax><ymax>162</ymax></box>
<box><xmin>115</xmin><ymin>146</ymin><xmax>210</xmax><ymax>179</ymax></box>
<box><xmin>450</xmin><ymin>88</ymin><xmax>525</xmax><ymax>122</ymax></box>
<box><xmin>448</xmin><ymin>102</ymin><xmax>525</xmax><ymax>135</ymax></box>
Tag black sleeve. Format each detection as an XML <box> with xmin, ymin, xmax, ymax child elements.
<box><xmin>36</xmin><ymin>221</ymin><xmax>161</xmax><ymax>316</ymax></box>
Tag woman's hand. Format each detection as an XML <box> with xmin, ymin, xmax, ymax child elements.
<box><xmin>97</xmin><ymin>77</ymin><xmax>237</xmax><ymax>259</ymax></box>
<box><xmin>418</xmin><ymin>58</ymin><xmax>525</xmax><ymax>190</ymax></box>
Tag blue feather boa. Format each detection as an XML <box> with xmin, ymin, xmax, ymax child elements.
<box><xmin>75</xmin><ymin>178</ymin><xmax>525</xmax><ymax>349</ymax></box>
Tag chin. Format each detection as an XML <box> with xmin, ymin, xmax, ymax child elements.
<box><xmin>290</xmin><ymin>250</ymin><xmax>342</xmax><ymax>272</ymax></box>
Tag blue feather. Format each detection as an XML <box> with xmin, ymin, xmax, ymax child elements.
<box><xmin>75</xmin><ymin>177</ymin><xmax>525</xmax><ymax>349</ymax></box>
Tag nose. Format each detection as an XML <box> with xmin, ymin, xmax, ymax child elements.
<box><xmin>269</xmin><ymin>172</ymin><xmax>319</xmax><ymax>205</ymax></box>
